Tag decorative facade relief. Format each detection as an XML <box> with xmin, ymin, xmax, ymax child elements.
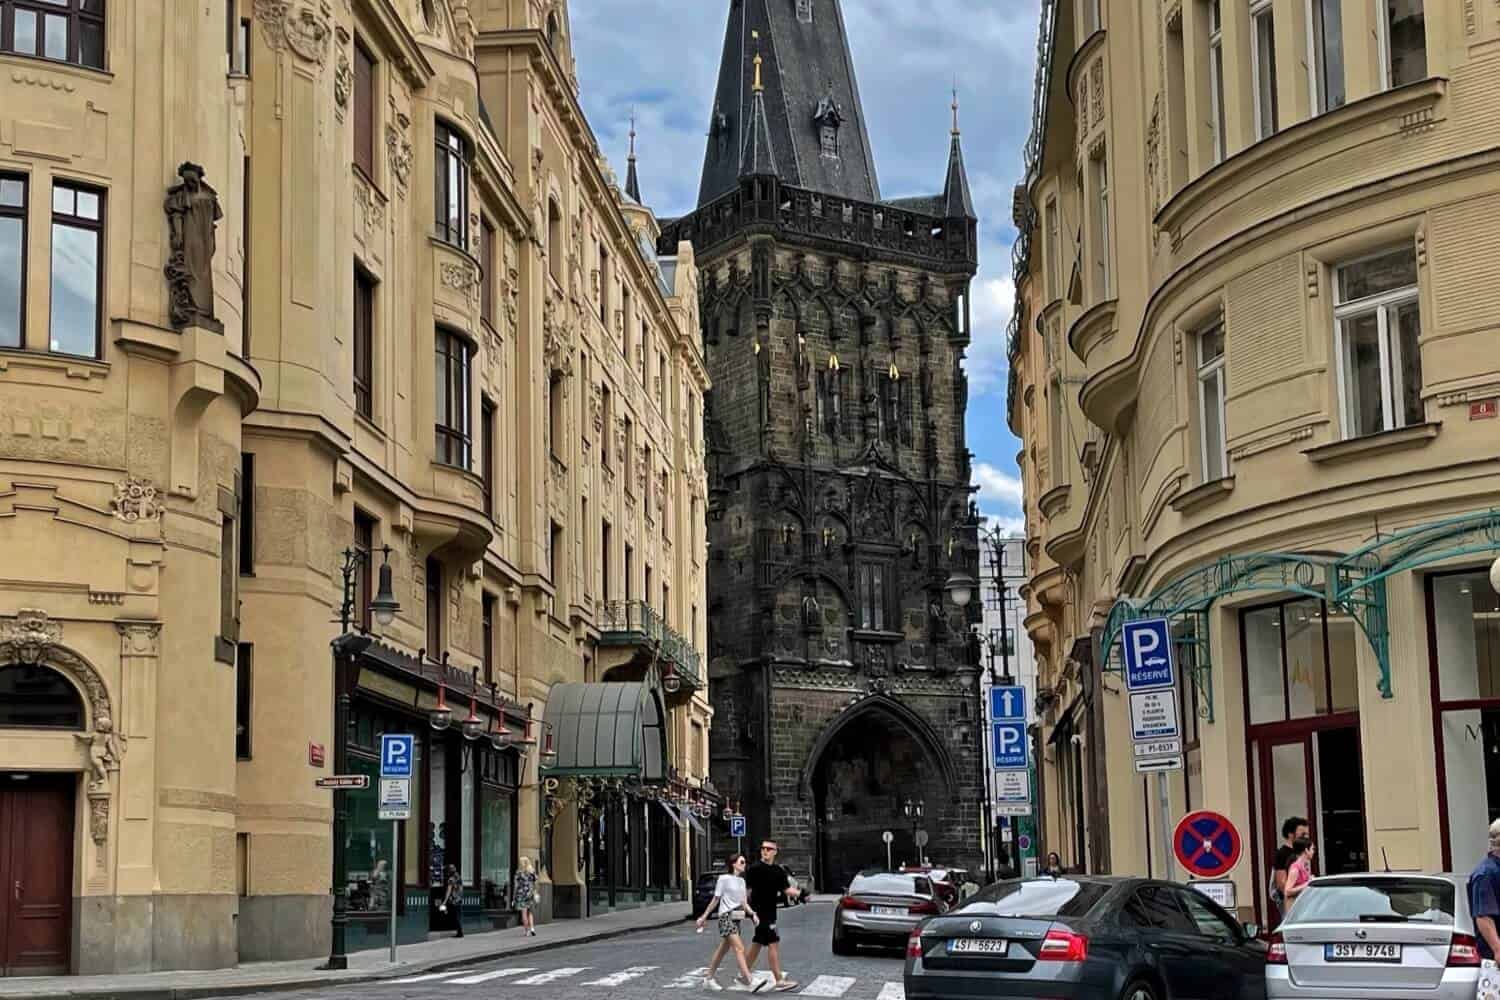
<box><xmin>0</xmin><ymin>608</ymin><xmax>63</xmax><ymax>665</ymax></box>
<box><xmin>254</xmin><ymin>0</ymin><xmax>333</xmax><ymax>65</ymax></box>
<box><xmin>1091</xmin><ymin>60</ymin><xmax>1104</xmax><ymax>125</ymax></box>
<box><xmin>386</xmin><ymin>115</ymin><xmax>413</xmax><ymax>190</ymax></box>
<box><xmin>111</xmin><ymin>477</ymin><xmax>163</xmax><ymax>523</ymax></box>
<box><xmin>353</xmin><ymin>174</ymin><xmax>385</xmax><ymax>232</ymax></box>
<box><xmin>440</xmin><ymin>261</ymin><xmax>479</xmax><ymax>299</ymax></box>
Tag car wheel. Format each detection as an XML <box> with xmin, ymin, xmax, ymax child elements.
<box><xmin>1120</xmin><ymin>979</ymin><xmax>1158</xmax><ymax>1000</ymax></box>
<box><xmin>831</xmin><ymin>929</ymin><xmax>856</xmax><ymax>956</ymax></box>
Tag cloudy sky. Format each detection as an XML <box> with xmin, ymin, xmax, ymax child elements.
<box><xmin>571</xmin><ymin>0</ymin><xmax>1042</xmax><ymax>535</ymax></box>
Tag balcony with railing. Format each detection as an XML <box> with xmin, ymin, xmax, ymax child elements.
<box><xmin>597</xmin><ymin>600</ymin><xmax>703</xmax><ymax>694</ymax></box>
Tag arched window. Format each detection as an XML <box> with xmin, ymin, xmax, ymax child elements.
<box><xmin>0</xmin><ymin>664</ymin><xmax>84</xmax><ymax>729</ymax></box>
<box><xmin>546</xmin><ymin>12</ymin><xmax>560</xmax><ymax>51</ymax></box>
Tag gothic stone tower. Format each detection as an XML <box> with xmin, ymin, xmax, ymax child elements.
<box><xmin>658</xmin><ymin>0</ymin><xmax>983</xmax><ymax>889</ymax></box>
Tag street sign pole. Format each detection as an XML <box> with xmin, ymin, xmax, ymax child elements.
<box><xmin>1157</xmin><ymin>771</ymin><xmax>1173</xmax><ymax>880</ymax></box>
<box><xmin>389</xmin><ymin>820</ymin><xmax>398</xmax><ymax>963</ymax></box>
<box><xmin>882</xmin><ymin>830</ymin><xmax>894</xmax><ymax>871</ymax></box>
<box><xmin>378</xmin><ymin>733</ymin><xmax>414</xmax><ymax>965</ymax></box>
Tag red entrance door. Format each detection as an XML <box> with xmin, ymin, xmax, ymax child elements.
<box><xmin>0</xmin><ymin>774</ymin><xmax>74</xmax><ymax>976</ymax></box>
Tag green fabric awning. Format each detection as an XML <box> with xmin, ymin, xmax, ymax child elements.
<box><xmin>541</xmin><ymin>682</ymin><xmax>667</xmax><ymax>781</ymax></box>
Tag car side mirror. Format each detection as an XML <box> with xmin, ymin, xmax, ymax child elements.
<box><xmin>1242</xmin><ymin>922</ymin><xmax>1260</xmax><ymax>940</ymax></box>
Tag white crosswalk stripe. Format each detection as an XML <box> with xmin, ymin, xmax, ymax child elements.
<box><xmin>582</xmin><ymin>966</ymin><xmax>659</xmax><ymax>986</ymax></box>
<box><xmin>446</xmin><ymin>968</ymin><xmax>535</xmax><ymax>985</ymax></box>
<box><xmin>385</xmin><ymin>972</ymin><xmax>463</xmax><ymax>984</ymax></box>
<box><xmin>662</xmin><ymin>966</ymin><xmax>711</xmax><ymax>988</ymax></box>
<box><xmin>798</xmin><ymin>975</ymin><xmax>857</xmax><ymax>996</ymax></box>
<box><xmin>876</xmin><ymin>983</ymin><xmax>905</xmax><ymax>1000</ymax></box>
<box><xmin>511</xmin><ymin>967</ymin><xmax>589</xmax><ymax>985</ymax></box>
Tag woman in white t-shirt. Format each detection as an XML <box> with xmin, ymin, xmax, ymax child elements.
<box><xmin>694</xmin><ymin>853</ymin><xmax>765</xmax><ymax>992</ymax></box>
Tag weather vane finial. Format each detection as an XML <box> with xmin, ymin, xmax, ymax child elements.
<box><xmin>951</xmin><ymin>81</ymin><xmax>961</xmax><ymax>136</ymax></box>
<box><xmin>628</xmin><ymin>109</ymin><xmax>637</xmax><ymax>160</ymax></box>
<box><xmin>752</xmin><ymin>30</ymin><xmax>764</xmax><ymax>92</ymax></box>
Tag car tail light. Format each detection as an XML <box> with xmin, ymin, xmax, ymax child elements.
<box><xmin>1266</xmin><ymin>933</ymin><xmax>1287</xmax><ymax>965</ymax></box>
<box><xmin>909</xmin><ymin>900</ymin><xmax>940</xmax><ymax>915</ymax></box>
<box><xmin>1038</xmin><ymin>928</ymin><xmax>1089</xmax><ymax>962</ymax></box>
<box><xmin>907</xmin><ymin>926</ymin><xmax>924</xmax><ymax>959</ymax></box>
<box><xmin>1448</xmin><ymin>932</ymin><xmax>1482</xmax><ymax>967</ymax></box>
<box><xmin>839</xmin><ymin>895</ymin><xmax>870</xmax><ymax>911</ymax></box>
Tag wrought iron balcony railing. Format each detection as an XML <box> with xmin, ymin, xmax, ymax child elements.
<box><xmin>598</xmin><ymin>599</ymin><xmax>703</xmax><ymax>691</ymax></box>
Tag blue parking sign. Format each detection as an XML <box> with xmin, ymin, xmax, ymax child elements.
<box><xmin>380</xmin><ymin>733</ymin><xmax>414</xmax><ymax>779</ymax></box>
<box><xmin>1121</xmin><ymin>618</ymin><xmax>1175</xmax><ymax>691</ymax></box>
<box><xmin>729</xmin><ymin>814</ymin><xmax>746</xmax><ymax>839</ymax></box>
<box><xmin>993</xmin><ymin>721</ymin><xmax>1028</xmax><ymax>770</ymax></box>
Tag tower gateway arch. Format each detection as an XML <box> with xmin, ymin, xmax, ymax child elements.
<box><xmin>657</xmin><ymin>0</ymin><xmax>984</xmax><ymax>888</ymax></box>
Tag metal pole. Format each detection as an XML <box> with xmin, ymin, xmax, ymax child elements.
<box><xmin>886</xmin><ymin>840</ymin><xmax>892</xmax><ymax>871</ymax></box>
<box><xmin>388</xmin><ymin>820</ymin><xmax>399</xmax><ymax>964</ymax></box>
<box><xmin>326</xmin><ymin>672</ymin><xmax>350</xmax><ymax>969</ymax></box>
<box><xmin>1156</xmin><ymin>771</ymin><xmax>1174</xmax><ymax>882</ymax></box>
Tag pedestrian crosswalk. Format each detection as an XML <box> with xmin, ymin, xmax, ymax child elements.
<box><xmin>380</xmin><ymin>965</ymin><xmax>905</xmax><ymax>997</ymax></box>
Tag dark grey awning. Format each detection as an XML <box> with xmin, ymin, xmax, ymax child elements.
<box><xmin>541</xmin><ymin>682</ymin><xmax>667</xmax><ymax>781</ymax></box>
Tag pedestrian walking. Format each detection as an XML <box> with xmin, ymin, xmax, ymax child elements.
<box><xmin>1268</xmin><ymin>815</ymin><xmax>1309</xmax><ymax>918</ymax></box>
<box><xmin>441</xmin><ymin>864</ymin><xmax>464</xmax><ymax>938</ymax></box>
<box><xmin>513</xmin><ymin>856</ymin><xmax>538</xmax><ymax>937</ymax></box>
<box><xmin>744</xmin><ymin>840</ymin><xmax>800</xmax><ymax>992</ymax></box>
<box><xmin>1282</xmin><ymin>837</ymin><xmax>1315</xmax><ymax>911</ymax></box>
<box><xmin>694</xmin><ymin>854</ymin><xmax>765</xmax><ymax>992</ymax></box>
<box><xmin>1469</xmin><ymin>818</ymin><xmax>1500</xmax><ymax>961</ymax></box>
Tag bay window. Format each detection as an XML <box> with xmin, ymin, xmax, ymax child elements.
<box><xmin>49</xmin><ymin>181</ymin><xmax>103</xmax><ymax>358</ymax></box>
<box><xmin>2</xmin><ymin>0</ymin><xmax>105</xmax><ymax>69</ymax></box>
<box><xmin>1090</xmin><ymin>151</ymin><xmax>1110</xmax><ymax>301</ymax></box>
<box><xmin>434</xmin><ymin>122</ymin><xmax>469</xmax><ymax>249</ymax></box>
<box><xmin>435</xmin><ymin>327</ymin><xmax>472</xmax><ymax>467</ymax></box>
<box><xmin>1196</xmin><ymin>322</ymin><xmax>1227</xmax><ymax>482</ymax></box>
<box><xmin>1380</xmin><ymin>0</ymin><xmax>1426</xmax><ymax>90</ymax></box>
<box><xmin>1333</xmin><ymin>246</ymin><xmax>1423</xmax><ymax>438</ymax></box>
<box><xmin>0</xmin><ymin>175</ymin><xmax>23</xmax><ymax>349</ymax></box>
<box><xmin>1250</xmin><ymin>0</ymin><xmax>1278</xmax><ymax>139</ymax></box>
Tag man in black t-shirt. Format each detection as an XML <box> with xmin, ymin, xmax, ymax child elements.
<box><xmin>1270</xmin><ymin>815</ymin><xmax>1309</xmax><ymax>918</ymax></box>
<box><xmin>745</xmin><ymin>840</ymin><xmax>800</xmax><ymax>992</ymax></box>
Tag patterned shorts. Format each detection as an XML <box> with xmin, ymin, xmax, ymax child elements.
<box><xmin>717</xmin><ymin>910</ymin><xmax>743</xmax><ymax>938</ymax></box>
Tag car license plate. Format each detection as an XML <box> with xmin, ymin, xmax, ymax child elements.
<box><xmin>1325</xmin><ymin>943</ymin><xmax>1402</xmax><ymax>962</ymax></box>
<box><xmin>871</xmin><ymin>906</ymin><xmax>905</xmax><ymax>916</ymax></box>
<box><xmin>949</xmin><ymin>938</ymin><xmax>1008</xmax><ymax>955</ymax></box>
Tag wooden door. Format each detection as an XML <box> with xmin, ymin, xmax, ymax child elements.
<box><xmin>1</xmin><ymin>775</ymin><xmax>74</xmax><ymax>976</ymax></box>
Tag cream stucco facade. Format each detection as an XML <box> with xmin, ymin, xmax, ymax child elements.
<box><xmin>1011</xmin><ymin>0</ymin><xmax>1500</xmax><ymax>924</ymax></box>
<box><xmin>0</xmin><ymin>0</ymin><xmax>710</xmax><ymax>975</ymax></box>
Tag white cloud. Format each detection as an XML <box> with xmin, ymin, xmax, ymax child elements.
<box><xmin>965</xmin><ymin>274</ymin><xmax>1015</xmax><ymax>398</ymax></box>
<box><xmin>974</xmin><ymin>461</ymin><xmax>1023</xmax><ymax>510</ymax></box>
<box><xmin>980</xmin><ymin>513</ymin><xmax>1027</xmax><ymax>538</ymax></box>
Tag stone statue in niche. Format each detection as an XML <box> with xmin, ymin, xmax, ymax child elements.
<box><xmin>164</xmin><ymin>162</ymin><xmax>223</xmax><ymax>331</ymax></box>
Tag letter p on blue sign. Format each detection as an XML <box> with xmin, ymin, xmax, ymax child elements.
<box><xmin>1122</xmin><ymin>618</ymin><xmax>1175</xmax><ymax>692</ymax></box>
<box><xmin>380</xmin><ymin>733</ymin><xmax>413</xmax><ymax>778</ymax></box>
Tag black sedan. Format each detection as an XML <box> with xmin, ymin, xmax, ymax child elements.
<box><xmin>905</xmin><ymin>876</ymin><xmax>1267</xmax><ymax>1000</ymax></box>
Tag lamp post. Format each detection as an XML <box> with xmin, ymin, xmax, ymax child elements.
<box><xmin>324</xmin><ymin>545</ymin><xmax>399</xmax><ymax>971</ymax></box>
<box><xmin>902</xmin><ymin>796</ymin><xmax>925</xmax><ymax>865</ymax></box>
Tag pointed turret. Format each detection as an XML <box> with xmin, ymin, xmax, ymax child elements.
<box><xmin>740</xmin><ymin>49</ymin><xmax>778</xmax><ymax>177</ymax></box>
<box><xmin>943</xmin><ymin>89</ymin><xmax>976</xmax><ymax>220</ymax></box>
<box><xmin>698</xmin><ymin>0</ymin><xmax>881</xmax><ymax>206</ymax></box>
<box><xmin>625</xmin><ymin>113</ymin><xmax>642</xmax><ymax>203</ymax></box>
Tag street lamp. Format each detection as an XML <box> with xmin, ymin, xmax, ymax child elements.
<box><xmin>461</xmin><ymin>667</ymin><xmax>485</xmax><ymax>742</ymax></box>
<box><xmin>325</xmin><ymin>545</ymin><xmax>401</xmax><ymax>971</ymax></box>
<box><xmin>903</xmin><ymin>797</ymin><xmax>925</xmax><ymax>865</ymax></box>
<box><xmin>428</xmin><ymin>653</ymin><xmax>452</xmax><ymax>731</ymax></box>
<box><xmin>944</xmin><ymin>570</ymin><xmax>977</xmax><ymax>610</ymax></box>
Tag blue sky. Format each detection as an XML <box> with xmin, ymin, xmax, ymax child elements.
<box><xmin>571</xmin><ymin>0</ymin><xmax>1042</xmax><ymax>534</ymax></box>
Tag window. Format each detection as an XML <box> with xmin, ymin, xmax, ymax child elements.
<box><xmin>353</xmin><ymin>267</ymin><xmax>375</xmax><ymax>420</ymax></box>
<box><xmin>656</xmin><ymin>350</ymin><xmax>666</xmax><ymax>407</ymax></box>
<box><xmin>1090</xmin><ymin>152</ymin><xmax>1109</xmax><ymax>300</ymax></box>
<box><xmin>580</xmin><ymin>496</ymin><xmax>589</xmax><ymax>595</ymax></box>
<box><xmin>49</xmin><ymin>181</ymin><xmax>103</xmax><ymax>357</ymax></box>
<box><xmin>2</xmin><ymin>0</ymin><xmax>106</xmax><ymax>69</ymax></box>
<box><xmin>1333</xmin><ymin>245</ymin><xmax>1423</xmax><ymax>438</ymax></box>
<box><xmin>353</xmin><ymin>40</ymin><xmax>376</xmax><ymax>178</ymax></box>
<box><xmin>545</xmin><ymin>10</ymin><xmax>559</xmax><ymax>50</ymax></box>
<box><xmin>624</xmin><ymin>544</ymin><xmax>634</xmax><ymax>601</ymax></box>
<box><xmin>239</xmin><ymin>453</ymin><xmax>255</xmax><ymax>575</ymax></box>
<box><xmin>433</xmin><ymin>122</ymin><xmax>469</xmax><ymax>248</ymax></box>
<box><xmin>1044</xmin><ymin>196</ymin><xmax>1060</xmax><ymax>301</ymax></box>
<box><xmin>818</xmin><ymin>363</ymin><xmax>843</xmax><ymax>436</ymax></box>
<box><xmin>548</xmin><ymin>373</ymin><xmax>565</xmax><ymax>461</ymax></box>
<box><xmin>353</xmin><ymin>510</ymin><xmax>375</xmax><ymax>631</ymax></box>
<box><xmin>1242</xmin><ymin>598</ymin><xmax>1358</xmax><ymax>726</ymax></box>
<box><xmin>1174</xmin><ymin>888</ymin><xmax>1240</xmax><ymax>943</ymax></box>
<box><xmin>547</xmin><ymin>200</ymin><xmax>563</xmax><ymax>285</ymax></box>
<box><xmin>234</xmin><ymin>16</ymin><xmax>250</xmax><ymax>75</ymax></box>
<box><xmin>859</xmin><ymin>563</ymin><xmax>889</xmax><ymax>631</ymax></box>
<box><xmin>601</xmin><ymin>384</ymin><xmax>613</xmax><ymax>466</ymax></box>
<box><xmin>481</xmin><ymin>592</ymin><xmax>496</xmax><ymax>685</ymax></box>
<box><xmin>1122</xmin><ymin>887</ymin><xmax>1196</xmax><ymax>932</ymax></box>
<box><xmin>1</xmin><ymin>174</ymin><xmax>26</xmax><ymax>349</ymax></box>
<box><xmin>662</xmin><ymin>582</ymin><xmax>669</xmax><ymax>625</ymax></box>
<box><xmin>1080</xmin><ymin>0</ymin><xmax>1100</xmax><ymax>36</ymax></box>
<box><xmin>601</xmin><ymin>519</ymin><xmax>612</xmax><ymax>601</ymax></box>
<box><xmin>549</xmin><ymin>522</ymin><xmax>563</xmax><ymax>592</ymax></box>
<box><xmin>624</xmin><ymin>415</ymin><xmax>635</xmax><ymax>492</ymax></box>
<box><xmin>434</xmin><ymin>328</ymin><xmax>472</xmax><ymax>467</ymax></box>
<box><xmin>0</xmin><ymin>664</ymin><xmax>84</xmax><ymax>728</ymax></box>
<box><xmin>1208</xmin><ymin>0</ymin><xmax>1226</xmax><ymax>164</ymax></box>
<box><xmin>1196</xmin><ymin>322</ymin><xmax>1226</xmax><ymax>481</ymax></box>
<box><xmin>819</xmin><ymin>123</ymin><xmax>838</xmax><ymax>159</ymax></box>
<box><xmin>480</xmin><ymin>217</ymin><xmax>495</xmax><ymax>328</ymax></box>
<box><xmin>242</xmin><ymin>156</ymin><xmax>251</xmax><ymax>356</ymax></box>
<box><xmin>425</xmin><ymin>557</ymin><xmax>443</xmax><ymax>655</ymax></box>
<box><xmin>1250</xmin><ymin>0</ymin><xmax>1278</xmax><ymax>140</ymax></box>
<box><xmin>599</xmin><ymin>245</ymin><xmax>610</xmax><ymax>326</ymax></box>
<box><xmin>1380</xmin><ymin>0</ymin><xmax>1426</xmax><ymax>89</ymax></box>
<box><xmin>218</xmin><ymin>480</ymin><xmax>241</xmax><ymax>663</ymax></box>
<box><xmin>1049</xmin><ymin>377</ymin><xmax>1068</xmax><ymax>487</ymax></box>
<box><xmin>1307</xmin><ymin>0</ymin><xmax>1345</xmax><ymax>113</ymax></box>
<box><xmin>1166</xmin><ymin>18</ymin><xmax>1189</xmax><ymax>192</ymax></box>
<box><xmin>481</xmin><ymin>397</ymin><xmax>496</xmax><ymax>517</ymax></box>
<box><xmin>644</xmin><ymin>565</ymin><xmax>653</xmax><ymax>611</ymax></box>
<box><xmin>236</xmin><ymin>643</ymin><xmax>253</xmax><ymax>760</ymax></box>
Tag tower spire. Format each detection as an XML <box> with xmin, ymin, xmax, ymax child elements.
<box><xmin>741</xmin><ymin>33</ymin><xmax>777</xmax><ymax>177</ymax></box>
<box><xmin>943</xmin><ymin>88</ymin><xmax>975</xmax><ymax>219</ymax></box>
<box><xmin>625</xmin><ymin>111</ymin><xmax>642</xmax><ymax>203</ymax></box>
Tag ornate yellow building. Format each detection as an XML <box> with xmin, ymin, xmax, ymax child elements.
<box><xmin>0</xmin><ymin>0</ymin><xmax>710</xmax><ymax>975</ymax></box>
<box><xmin>1012</xmin><ymin>0</ymin><xmax>1500</xmax><ymax>923</ymax></box>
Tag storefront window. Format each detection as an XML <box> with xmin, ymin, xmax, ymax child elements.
<box><xmin>1244</xmin><ymin>606</ymin><xmax>1285</xmax><ymax>725</ymax></box>
<box><xmin>429</xmin><ymin>745</ymin><xmax>447</xmax><ymax>887</ymax></box>
<box><xmin>1430</xmin><ymin>569</ymin><xmax>1500</xmax><ymax>869</ymax></box>
<box><xmin>481</xmin><ymin>790</ymin><xmax>514</xmax><ymax>908</ymax></box>
<box><xmin>1242</xmin><ymin>598</ymin><xmax>1355</xmax><ymax>724</ymax></box>
<box><xmin>345</xmin><ymin>755</ymin><xmax>393</xmax><ymax>912</ymax></box>
<box><xmin>460</xmin><ymin>752</ymin><xmax>476</xmax><ymax>885</ymax></box>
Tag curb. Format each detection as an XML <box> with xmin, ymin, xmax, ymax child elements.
<box><xmin>5</xmin><ymin>913</ymin><xmax>693</xmax><ymax>1000</ymax></box>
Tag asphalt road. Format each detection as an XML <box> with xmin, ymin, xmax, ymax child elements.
<box><xmin>220</xmin><ymin>901</ymin><xmax>907</xmax><ymax>1000</ymax></box>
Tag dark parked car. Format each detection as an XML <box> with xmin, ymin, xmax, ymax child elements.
<box><xmin>905</xmin><ymin>876</ymin><xmax>1266</xmax><ymax>1000</ymax></box>
<box><xmin>693</xmin><ymin>872</ymin><xmax>720</xmax><ymax>916</ymax></box>
<box><xmin>834</xmin><ymin>872</ymin><xmax>946</xmax><ymax>955</ymax></box>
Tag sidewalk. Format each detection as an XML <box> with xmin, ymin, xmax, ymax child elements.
<box><xmin>0</xmin><ymin>904</ymin><xmax>691</xmax><ymax>1000</ymax></box>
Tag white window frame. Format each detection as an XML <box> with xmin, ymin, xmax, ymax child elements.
<box><xmin>1304</xmin><ymin>0</ymin><xmax>1344</xmax><ymax>114</ymax></box>
<box><xmin>1209</xmin><ymin>0</ymin><xmax>1226</xmax><ymax>163</ymax></box>
<box><xmin>1092</xmin><ymin>152</ymin><xmax>1110</xmax><ymax>301</ymax></box>
<box><xmin>1250</xmin><ymin>0</ymin><xmax>1278</xmax><ymax>140</ymax></box>
<box><xmin>1332</xmin><ymin>249</ymin><xmax>1422</xmax><ymax>439</ymax></box>
<box><xmin>1196</xmin><ymin>322</ymin><xmax>1227</xmax><ymax>481</ymax></box>
<box><xmin>1045</xmin><ymin>196</ymin><xmax>1060</xmax><ymax>301</ymax></box>
<box><xmin>1376</xmin><ymin>0</ymin><xmax>1426</xmax><ymax>91</ymax></box>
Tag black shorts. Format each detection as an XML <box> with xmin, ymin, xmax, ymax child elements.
<box><xmin>752</xmin><ymin>913</ymin><xmax>780</xmax><ymax>946</ymax></box>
